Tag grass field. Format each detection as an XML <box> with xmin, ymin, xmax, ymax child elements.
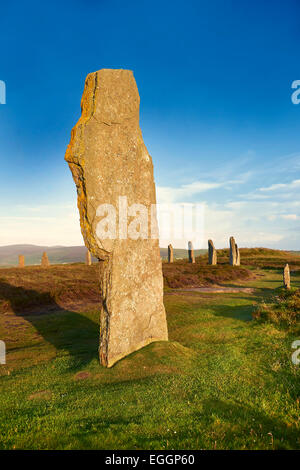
<box><xmin>0</xmin><ymin>250</ymin><xmax>299</xmax><ymax>449</ymax></box>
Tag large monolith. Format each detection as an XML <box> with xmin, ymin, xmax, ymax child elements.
<box><xmin>168</xmin><ymin>244</ymin><xmax>173</xmax><ymax>263</ymax></box>
<box><xmin>86</xmin><ymin>250</ymin><xmax>92</xmax><ymax>266</ymax></box>
<box><xmin>41</xmin><ymin>252</ymin><xmax>50</xmax><ymax>267</ymax></box>
<box><xmin>65</xmin><ymin>69</ymin><xmax>168</xmax><ymax>367</ymax></box>
<box><xmin>208</xmin><ymin>239</ymin><xmax>217</xmax><ymax>265</ymax></box>
<box><xmin>188</xmin><ymin>241</ymin><xmax>195</xmax><ymax>263</ymax></box>
<box><xmin>283</xmin><ymin>264</ymin><xmax>291</xmax><ymax>289</ymax></box>
<box><xmin>18</xmin><ymin>255</ymin><xmax>25</xmax><ymax>268</ymax></box>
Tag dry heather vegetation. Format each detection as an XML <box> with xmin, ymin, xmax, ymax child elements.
<box><xmin>0</xmin><ymin>248</ymin><xmax>299</xmax><ymax>450</ymax></box>
<box><xmin>254</xmin><ymin>288</ymin><xmax>300</xmax><ymax>329</ymax></box>
<box><xmin>163</xmin><ymin>261</ymin><xmax>252</xmax><ymax>288</ymax></box>
<box><xmin>0</xmin><ymin>256</ymin><xmax>254</xmax><ymax>314</ymax></box>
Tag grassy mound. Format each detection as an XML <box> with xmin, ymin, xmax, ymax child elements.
<box><xmin>163</xmin><ymin>261</ymin><xmax>252</xmax><ymax>288</ymax></box>
<box><xmin>253</xmin><ymin>288</ymin><xmax>300</xmax><ymax>328</ymax></box>
<box><xmin>197</xmin><ymin>247</ymin><xmax>300</xmax><ymax>270</ymax></box>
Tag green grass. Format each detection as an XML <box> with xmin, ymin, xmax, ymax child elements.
<box><xmin>0</xmin><ymin>266</ymin><xmax>299</xmax><ymax>449</ymax></box>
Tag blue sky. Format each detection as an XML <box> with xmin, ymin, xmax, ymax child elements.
<box><xmin>0</xmin><ymin>0</ymin><xmax>300</xmax><ymax>248</ymax></box>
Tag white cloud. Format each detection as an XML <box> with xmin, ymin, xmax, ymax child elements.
<box><xmin>157</xmin><ymin>177</ymin><xmax>247</xmax><ymax>204</ymax></box>
<box><xmin>157</xmin><ymin>181</ymin><xmax>222</xmax><ymax>203</ymax></box>
<box><xmin>259</xmin><ymin>179</ymin><xmax>300</xmax><ymax>192</ymax></box>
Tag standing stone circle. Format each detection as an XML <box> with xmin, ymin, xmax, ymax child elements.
<box><xmin>208</xmin><ymin>239</ymin><xmax>217</xmax><ymax>265</ymax></box>
<box><xmin>86</xmin><ymin>250</ymin><xmax>92</xmax><ymax>266</ymax></box>
<box><xmin>41</xmin><ymin>252</ymin><xmax>50</xmax><ymax>268</ymax></box>
<box><xmin>65</xmin><ymin>69</ymin><xmax>168</xmax><ymax>368</ymax></box>
<box><xmin>168</xmin><ymin>244</ymin><xmax>174</xmax><ymax>263</ymax></box>
<box><xmin>188</xmin><ymin>241</ymin><xmax>195</xmax><ymax>263</ymax></box>
<box><xmin>18</xmin><ymin>255</ymin><xmax>25</xmax><ymax>268</ymax></box>
<box><xmin>283</xmin><ymin>263</ymin><xmax>291</xmax><ymax>289</ymax></box>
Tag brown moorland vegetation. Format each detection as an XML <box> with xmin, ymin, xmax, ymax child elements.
<box><xmin>214</xmin><ymin>247</ymin><xmax>300</xmax><ymax>270</ymax></box>
<box><xmin>253</xmin><ymin>287</ymin><xmax>300</xmax><ymax>329</ymax></box>
<box><xmin>0</xmin><ymin>260</ymin><xmax>254</xmax><ymax>314</ymax></box>
<box><xmin>0</xmin><ymin>264</ymin><xmax>100</xmax><ymax>314</ymax></box>
<box><xmin>162</xmin><ymin>261</ymin><xmax>252</xmax><ymax>288</ymax></box>
<box><xmin>0</xmin><ymin>248</ymin><xmax>299</xmax><ymax>314</ymax></box>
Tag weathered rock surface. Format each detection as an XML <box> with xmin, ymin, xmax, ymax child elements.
<box><xmin>168</xmin><ymin>244</ymin><xmax>173</xmax><ymax>263</ymax></box>
<box><xmin>188</xmin><ymin>241</ymin><xmax>195</xmax><ymax>263</ymax></box>
<box><xmin>208</xmin><ymin>239</ymin><xmax>217</xmax><ymax>265</ymax></box>
<box><xmin>65</xmin><ymin>69</ymin><xmax>168</xmax><ymax>367</ymax></box>
<box><xmin>283</xmin><ymin>263</ymin><xmax>291</xmax><ymax>289</ymax></box>
<box><xmin>41</xmin><ymin>252</ymin><xmax>50</xmax><ymax>267</ymax></box>
<box><xmin>86</xmin><ymin>250</ymin><xmax>92</xmax><ymax>266</ymax></box>
<box><xmin>18</xmin><ymin>255</ymin><xmax>25</xmax><ymax>268</ymax></box>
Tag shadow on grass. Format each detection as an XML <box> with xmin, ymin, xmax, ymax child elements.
<box><xmin>208</xmin><ymin>302</ymin><xmax>254</xmax><ymax>322</ymax></box>
<box><xmin>195</xmin><ymin>398</ymin><xmax>299</xmax><ymax>449</ymax></box>
<box><xmin>0</xmin><ymin>281</ymin><xmax>99</xmax><ymax>370</ymax></box>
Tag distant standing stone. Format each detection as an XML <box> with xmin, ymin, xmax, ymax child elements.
<box><xmin>283</xmin><ymin>263</ymin><xmax>291</xmax><ymax>289</ymax></box>
<box><xmin>188</xmin><ymin>241</ymin><xmax>195</xmax><ymax>263</ymax></box>
<box><xmin>235</xmin><ymin>244</ymin><xmax>240</xmax><ymax>266</ymax></box>
<box><xmin>229</xmin><ymin>236</ymin><xmax>240</xmax><ymax>266</ymax></box>
<box><xmin>18</xmin><ymin>255</ymin><xmax>25</xmax><ymax>268</ymax></box>
<box><xmin>86</xmin><ymin>250</ymin><xmax>92</xmax><ymax>266</ymax></box>
<box><xmin>168</xmin><ymin>244</ymin><xmax>174</xmax><ymax>263</ymax></box>
<box><xmin>208</xmin><ymin>239</ymin><xmax>217</xmax><ymax>265</ymax></box>
<box><xmin>41</xmin><ymin>252</ymin><xmax>50</xmax><ymax>267</ymax></box>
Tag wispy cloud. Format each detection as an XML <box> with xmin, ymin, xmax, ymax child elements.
<box><xmin>157</xmin><ymin>176</ymin><xmax>248</xmax><ymax>203</ymax></box>
<box><xmin>259</xmin><ymin>179</ymin><xmax>300</xmax><ymax>192</ymax></box>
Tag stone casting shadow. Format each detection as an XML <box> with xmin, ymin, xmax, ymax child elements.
<box><xmin>0</xmin><ymin>281</ymin><xmax>99</xmax><ymax>370</ymax></box>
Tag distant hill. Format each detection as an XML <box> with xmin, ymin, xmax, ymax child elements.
<box><xmin>0</xmin><ymin>244</ymin><xmax>206</xmax><ymax>267</ymax></box>
<box><xmin>0</xmin><ymin>245</ymin><xmax>97</xmax><ymax>267</ymax></box>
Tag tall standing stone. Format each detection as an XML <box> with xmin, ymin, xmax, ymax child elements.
<box><xmin>18</xmin><ymin>255</ymin><xmax>25</xmax><ymax>268</ymax></box>
<box><xmin>86</xmin><ymin>250</ymin><xmax>92</xmax><ymax>266</ymax></box>
<box><xmin>188</xmin><ymin>241</ymin><xmax>195</xmax><ymax>263</ymax></box>
<box><xmin>65</xmin><ymin>69</ymin><xmax>168</xmax><ymax>367</ymax></box>
<box><xmin>283</xmin><ymin>264</ymin><xmax>291</xmax><ymax>289</ymax></box>
<box><xmin>41</xmin><ymin>252</ymin><xmax>50</xmax><ymax>267</ymax></box>
<box><xmin>208</xmin><ymin>239</ymin><xmax>217</xmax><ymax>265</ymax></box>
<box><xmin>168</xmin><ymin>244</ymin><xmax>173</xmax><ymax>263</ymax></box>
